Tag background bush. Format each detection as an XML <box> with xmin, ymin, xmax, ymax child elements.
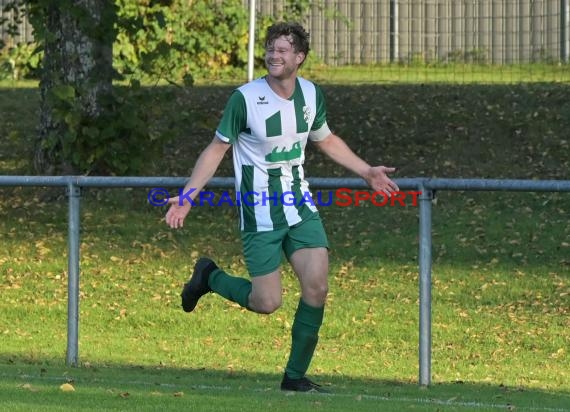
<box><xmin>0</xmin><ymin>0</ymin><xmax>288</xmax><ymax>174</ymax></box>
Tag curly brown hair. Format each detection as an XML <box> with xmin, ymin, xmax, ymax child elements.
<box><xmin>265</xmin><ymin>22</ymin><xmax>310</xmax><ymax>64</ymax></box>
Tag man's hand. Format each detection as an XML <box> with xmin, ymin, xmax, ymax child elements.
<box><xmin>165</xmin><ymin>196</ymin><xmax>192</xmax><ymax>229</ymax></box>
<box><xmin>365</xmin><ymin>166</ymin><xmax>399</xmax><ymax>195</ymax></box>
<box><xmin>312</xmin><ymin>135</ymin><xmax>399</xmax><ymax>195</ymax></box>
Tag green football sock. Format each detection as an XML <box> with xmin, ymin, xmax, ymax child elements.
<box><xmin>208</xmin><ymin>269</ymin><xmax>251</xmax><ymax>309</ymax></box>
<box><xmin>285</xmin><ymin>299</ymin><xmax>324</xmax><ymax>379</ymax></box>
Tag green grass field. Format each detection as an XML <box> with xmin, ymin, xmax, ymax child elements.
<box><xmin>0</xmin><ymin>67</ymin><xmax>569</xmax><ymax>411</ymax></box>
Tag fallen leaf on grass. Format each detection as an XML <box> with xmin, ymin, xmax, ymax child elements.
<box><xmin>19</xmin><ymin>383</ymin><xmax>38</xmax><ymax>392</ymax></box>
<box><xmin>59</xmin><ymin>383</ymin><xmax>75</xmax><ymax>392</ymax></box>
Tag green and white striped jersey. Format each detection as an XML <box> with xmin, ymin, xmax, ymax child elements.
<box><xmin>216</xmin><ymin>76</ymin><xmax>332</xmax><ymax>232</ymax></box>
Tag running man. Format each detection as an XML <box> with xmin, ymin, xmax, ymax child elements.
<box><xmin>166</xmin><ymin>21</ymin><xmax>398</xmax><ymax>392</ymax></box>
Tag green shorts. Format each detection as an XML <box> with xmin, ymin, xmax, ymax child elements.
<box><xmin>240</xmin><ymin>213</ymin><xmax>329</xmax><ymax>277</ymax></box>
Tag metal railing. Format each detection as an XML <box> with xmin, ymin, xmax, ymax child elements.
<box><xmin>1</xmin><ymin>175</ymin><xmax>569</xmax><ymax>386</ymax></box>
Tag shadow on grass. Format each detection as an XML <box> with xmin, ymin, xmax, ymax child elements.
<box><xmin>1</xmin><ymin>83</ymin><xmax>569</xmax><ymax>180</ymax></box>
<box><xmin>1</xmin><ymin>356</ymin><xmax>569</xmax><ymax>412</ymax></box>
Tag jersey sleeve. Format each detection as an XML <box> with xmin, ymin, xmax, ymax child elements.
<box><xmin>215</xmin><ymin>90</ymin><xmax>247</xmax><ymax>144</ymax></box>
<box><xmin>309</xmin><ymin>84</ymin><xmax>332</xmax><ymax>142</ymax></box>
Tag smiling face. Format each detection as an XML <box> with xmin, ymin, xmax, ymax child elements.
<box><xmin>265</xmin><ymin>35</ymin><xmax>306</xmax><ymax>81</ymax></box>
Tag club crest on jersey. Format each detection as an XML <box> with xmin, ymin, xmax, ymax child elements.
<box><xmin>265</xmin><ymin>141</ymin><xmax>302</xmax><ymax>162</ymax></box>
<box><xmin>257</xmin><ymin>96</ymin><xmax>269</xmax><ymax>105</ymax></box>
<box><xmin>303</xmin><ymin>105</ymin><xmax>311</xmax><ymax>123</ymax></box>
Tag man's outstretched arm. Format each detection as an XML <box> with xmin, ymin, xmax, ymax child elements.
<box><xmin>166</xmin><ymin>136</ymin><xmax>231</xmax><ymax>229</ymax></box>
<box><xmin>312</xmin><ymin>133</ymin><xmax>399</xmax><ymax>195</ymax></box>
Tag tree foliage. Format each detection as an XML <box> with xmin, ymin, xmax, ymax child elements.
<box><xmin>0</xmin><ymin>0</ymin><xmax>310</xmax><ymax>174</ymax></box>
<box><xmin>1</xmin><ymin>0</ymin><xmax>283</xmax><ymax>82</ymax></box>
<box><xmin>114</xmin><ymin>0</ymin><xmax>252</xmax><ymax>85</ymax></box>
<box><xmin>0</xmin><ymin>0</ymin><xmax>41</xmax><ymax>79</ymax></box>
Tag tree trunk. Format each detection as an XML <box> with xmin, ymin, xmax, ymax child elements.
<box><xmin>34</xmin><ymin>0</ymin><xmax>115</xmax><ymax>174</ymax></box>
